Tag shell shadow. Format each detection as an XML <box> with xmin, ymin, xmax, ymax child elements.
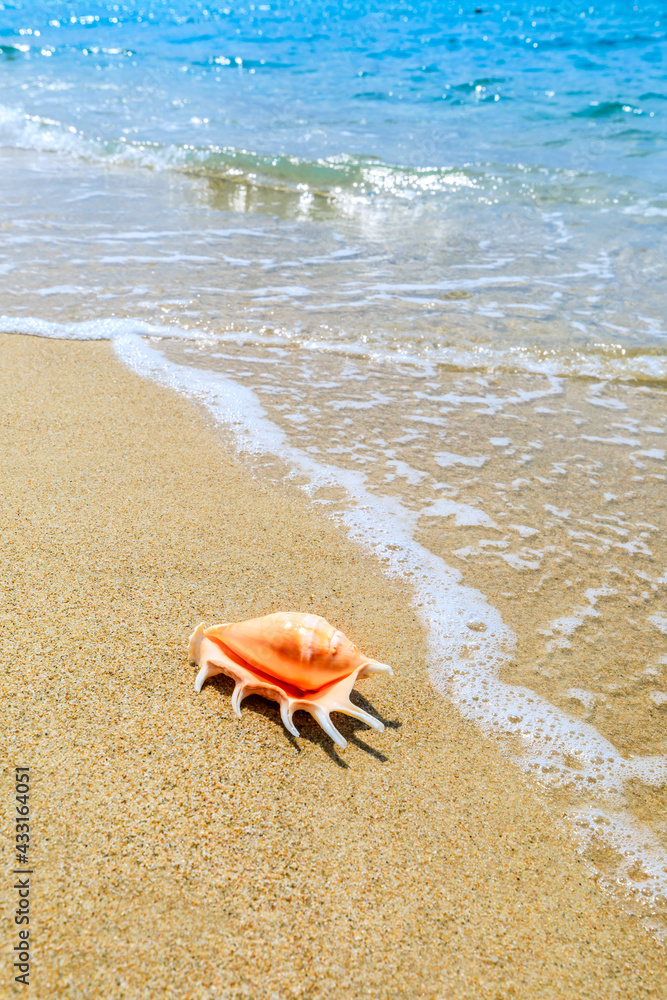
<box><xmin>349</xmin><ymin>689</ymin><xmax>402</xmax><ymax>730</ymax></box>
<box><xmin>197</xmin><ymin>672</ymin><xmax>399</xmax><ymax>767</ymax></box>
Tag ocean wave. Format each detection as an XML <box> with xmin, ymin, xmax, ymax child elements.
<box><xmin>573</xmin><ymin>100</ymin><xmax>648</xmax><ymax>119</ymax></box>
<box><xmin>0</xmin><ymin>102</ymin><xmax>662</xmax><ymax>214</ymax></box>
<box><xmin>204</xmin><ymin>332</ymin><xmax>667</xmax><ymax>384</ymax></box>
<box><xmin>407</xmin><ymin>340</ymin><xmax>667</xmax><ymax>384</ymax></box>
<box><xmin>2</xmin><ymin>314</ymin><xmax>665</xmax><ymax>385</ymax></box>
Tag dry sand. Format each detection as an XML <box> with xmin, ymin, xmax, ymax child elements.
<box><xmin>0</xmin><ymin>333</ymin><xmax>665</xmax><ymax>999</ymax></box>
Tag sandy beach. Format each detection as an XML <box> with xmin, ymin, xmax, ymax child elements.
<box><xmin>1</xmin><ymin>333</ymin><xmax>665</xmax><ymax>999</ymax></box>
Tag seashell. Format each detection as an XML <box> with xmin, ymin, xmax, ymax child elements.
<box><xmin>188</xmin><ymin>612</ymin><xmax>392</xmax><ymax>749</ymax></box>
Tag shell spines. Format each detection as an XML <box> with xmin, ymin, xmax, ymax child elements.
<box><xmin>190</xmin><ymin>614</ymin><xmax>392</xmax><ymax>749</ymax></box>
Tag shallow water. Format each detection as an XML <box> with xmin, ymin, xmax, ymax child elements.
<box><xmin>1</xmin><ymin>0</ymin><xmax>666</xmax><ymax>932</ymax></box>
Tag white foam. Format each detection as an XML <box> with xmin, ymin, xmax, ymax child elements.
<box><xmin>0</xmin><ymin>315</ymin><xmax>189</xmax><ymax>341</ymax></box>
<box><xmin>541</xmin><ymin>588</ymin><xmax>616</xmax><ymax>645</ymax></box>
<box><xmin>4</xmin><ymin>315</ymin><xmax>667</xmax><ymax>925</ymax></box>
<box><xmin>435</xmin><ymin>451</ymin><xmax>489</xmax><ymax>468</ymax></box>
<box><xmin>582</xmin><ymin>434</ymin><xmax>642</xmax><ymax>447</ymax></box>
<box><xmin>648</xmin><ymin>614</ymin><xmax>667</xmax><ymax>636</ymax></box>
<box><xmin>510</xmin><ymin>524</ymin><xmax>539</xmax><ymax>538</ymax></box>
<box><xmin>424</xmin><ymin>498</ymin><xmax>497</xmax><ymax>528</ymax></box>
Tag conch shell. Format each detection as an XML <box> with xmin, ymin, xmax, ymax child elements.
<box><xmin>188</xmin><ymin>612</ymin><xmax>392</xmax><ymax>749</ymax></box>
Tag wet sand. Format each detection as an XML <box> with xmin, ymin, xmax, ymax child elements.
<box><xmin>0</xmin><ymin>333</ymin><xmax>665</xmax><ymax>999</ymax></box>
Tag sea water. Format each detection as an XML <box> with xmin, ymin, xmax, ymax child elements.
<box><xmin>1</xmin><ymin>1</ymin><xmax>666</xmax><ymax>931</ymax></box>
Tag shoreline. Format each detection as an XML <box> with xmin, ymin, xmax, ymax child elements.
<box><xmin>1</xmin><ymin>333</ymin><xmax>665</xmax><ymax>999</ymax></box>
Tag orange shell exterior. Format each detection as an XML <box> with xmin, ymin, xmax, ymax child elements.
<box><xmin>205</xmin><ymin>612</ymin><xmax>366</xmax><ymax>693</ymax></box>
<box><xmin>190</xmin><ymin>612</ymin><xmax>393</xmax><ymax>748</ymax></box>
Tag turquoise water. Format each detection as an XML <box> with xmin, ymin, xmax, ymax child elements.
<box><xmin>1</xmin><ymin>0</ymin><xmax>665</xmax><ymax>178</ymax></box>
<box><xmin>1</xmin><ymin>1</ymin><xmax>666</xmax><ymax>368</ymax></box>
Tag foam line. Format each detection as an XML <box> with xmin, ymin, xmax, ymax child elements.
<box><xmin>0</xmin><ymin>315</ymin><xmax>191</xmax><ymax>341</ymax></box>
<box><xmin>112</xmin><ymin>332</ymin><xmax>667</xmax><ymax>927</ymax></box>
<box><xmin>114</xmin><ymin>335</ymin><xmax>667</xmax><ymax>794</ymax></box>
<box><xmin>3</xmin><ymin>313</ymin><xmax>664</xmax><ymax>386</ymax></box>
